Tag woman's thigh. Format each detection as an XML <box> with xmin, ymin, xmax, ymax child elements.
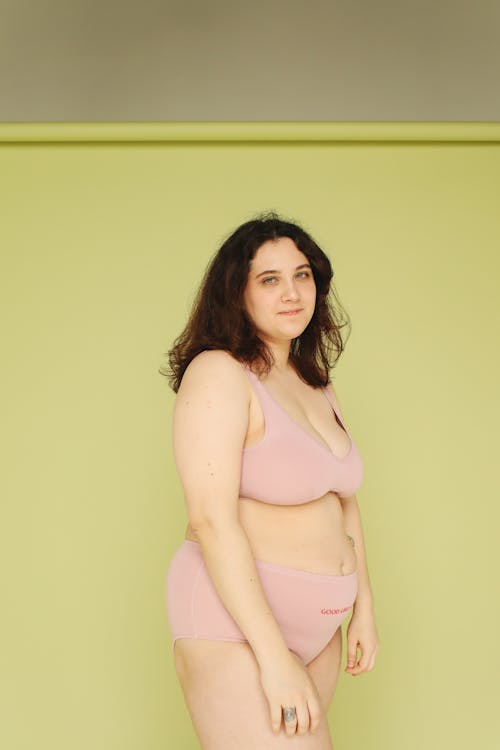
<box><xmin>173</xmin><ymin>634</ymin><xmax>342</xmax><ymax>749</ymax></box>
<box><xmin>306</xmin><ymin>626</ymin><xmax>343</xmax><ymax>712</ymax></box>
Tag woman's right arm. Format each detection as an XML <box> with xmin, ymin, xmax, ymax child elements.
<box><xmin>172</xmin><ymin>349</ymin><xmax>292</xmax><ymax>666</ymax></box>
<box><xmin>172</xmin><ymin>350</ymin><xmax>322</xmax><ymax>735</ymax></box>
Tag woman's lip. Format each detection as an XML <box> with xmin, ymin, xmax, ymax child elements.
<box><xmin>278</xmin><ymin>308</ymin><xmax>303</xmax><ymax>315</ymax></box>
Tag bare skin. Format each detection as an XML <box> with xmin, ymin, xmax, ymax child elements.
<box><xmin>174</xmin><ymin>630</ymin><xmax>342</xmax><ymax>748</ymax></box>
<box><xmin>171</xmin><ymin>237</ymin><xmax>375</xmax><ymax>747</ymax></box>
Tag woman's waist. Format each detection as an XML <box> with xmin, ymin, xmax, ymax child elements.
<box><xmin>185</xmin><ymin>491</ymin><xmax>357</xmax><ymax>576</ymax></box>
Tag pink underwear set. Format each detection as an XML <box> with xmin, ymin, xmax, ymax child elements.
<box><xmin>165</xmin><ymin>362</ymin><xmax>364</xmax><ymax>666</ymax></box>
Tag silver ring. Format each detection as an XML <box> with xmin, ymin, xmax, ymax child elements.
<box><xmin>283</xmin><ymin>706</ymin><xmax>297</xmax><ymax>723</ymax></box>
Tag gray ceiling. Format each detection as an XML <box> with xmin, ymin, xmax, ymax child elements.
<box><xmin>1</xmin><ymin>0</ymin><xmax>499</xmax><ymax>122</ymax></box>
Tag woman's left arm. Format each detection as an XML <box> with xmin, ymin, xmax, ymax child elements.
<box><xmin>340</xmin><ymin>494</ymin><xmax>380</xmax><ymax>675</ymax></box>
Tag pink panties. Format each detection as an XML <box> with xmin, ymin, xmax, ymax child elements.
<box><xmin>166</xmin><ymin>539</ymin><xmax>358</xmax><ymax>666</ymax></box>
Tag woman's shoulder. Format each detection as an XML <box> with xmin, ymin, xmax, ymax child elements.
<box><xmin>181</xmin><ymin>349</ymin><xmax>248</xmax><ymax>390</ymax></box>
<box><xmin>188</xmin><ymin>348</ymin><xmax>244</xmax><ymax>372</ymax></box>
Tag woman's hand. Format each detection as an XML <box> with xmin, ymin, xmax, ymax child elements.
<box><xmin>258</xmin><ymin>650</ymin><xmax>324</xmax><ymax>737</ymax></box>
<box><xmin>345</xmin><ymin>605</ymin><xmax>380</xmax><ymax>676</ymax></box>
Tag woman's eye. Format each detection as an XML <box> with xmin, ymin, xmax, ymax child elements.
<box><xmin>262</xmin><ymin>272</ymin><xmax>310</xmax><ymax>285</ymax></box>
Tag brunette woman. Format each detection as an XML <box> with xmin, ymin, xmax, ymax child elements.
<box><xmin>162</xmin><ymin>212</ymin><xmax>379</xmax><ymax>748</ymax></box>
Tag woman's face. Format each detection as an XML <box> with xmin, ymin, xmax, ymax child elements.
<box><xmin>243</xmin><ymin>237</ymin><xmax>316</xmax><ymax>344</ymax></box>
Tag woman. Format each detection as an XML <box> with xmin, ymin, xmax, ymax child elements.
<box><xmin>162</xmin><ymin>212</ymin><xmax>379</xmax><ymax>747</ymax></box>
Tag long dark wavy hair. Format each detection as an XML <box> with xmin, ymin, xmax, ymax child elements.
<box><xmin>159</xmin><ymin>210</ymin><xmax>351</xmax><ymax>392</ymax></box>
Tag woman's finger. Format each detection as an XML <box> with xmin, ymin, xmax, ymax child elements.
<box><xmin>349</xmin><ymin>644</ymin><xmax>378</xmax><ymax>674</ymax></box>
<box><xmin>356</xmin><ymin>648</ymin><xmax>371</xmax><ymax>672</ymax></box>
<box><xmin>307</xmin><ymin>695</ymin><xmax>322</xmax><ymax>734</ymax></box>
<box><xmin>295</xmin><ymin>701</ymin><xmax>310</xmax><ymax>735</ymax></box>
<box><xmin>270</xmin><ymin>701</ymin><xmax>282</xmax><ymax>734</ymax></box>
<box><xmin>346</xmin><ymin>641</ymin><xmax>359</xmax><ymax>669</ymax></box>
<box><xmin>283</xmin><ymin>705</ymin><xmax>298</xmax><ymax>736</ymax></box>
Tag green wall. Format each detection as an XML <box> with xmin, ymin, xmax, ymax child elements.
<box><xmin>1</xmin><ymin>123</ymin><xmax>499</xmax><ymax>749</ymax></box>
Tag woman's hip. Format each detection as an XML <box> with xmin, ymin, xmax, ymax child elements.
<box><xmin>165</xmin><ymin>539</ymin><xmax>358</xmax><ymax>645</ymax></box>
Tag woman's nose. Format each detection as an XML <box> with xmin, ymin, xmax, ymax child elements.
<box><xmin>281</xmin><ymin>280</ymin><xmax>300</xmax><ymax>300</ymax></box>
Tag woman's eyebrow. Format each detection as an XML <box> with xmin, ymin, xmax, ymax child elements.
<box><xmin>254</xmin><ymin>263</ymin><xmax>311</xmax><ymax>279</ymax></box>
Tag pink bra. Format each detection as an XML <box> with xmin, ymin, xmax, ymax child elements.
<box><xmin>240</xmin><ymin>365</ymin><xmax>363</xmax><ymax>504</ymax></box>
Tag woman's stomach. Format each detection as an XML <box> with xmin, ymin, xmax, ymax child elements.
<box><xmin>184</xmin><ymin>491</ymin><xmax>357</xmax><ymax>576</ymax></box>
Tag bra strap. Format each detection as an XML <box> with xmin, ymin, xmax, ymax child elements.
<box><xmin>321</xmin><ymin>383</ymin><xmax>336</xmax><ymax>410</ymax></box>
<box><xmin>322</xmin><ymin>384</ymin><xmax>347</xmax><ymax>430</ymax></box>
